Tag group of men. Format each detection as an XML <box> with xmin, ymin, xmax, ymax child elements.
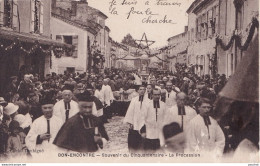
<box><xmin>124</xmin><ymin>81</ymin><xmax>225</xmax><ymax>156</ymax></box>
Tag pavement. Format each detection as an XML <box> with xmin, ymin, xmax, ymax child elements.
<box><xmin>103</xmin><ymin>116</ymin><xmax>129</xmax><ymax>153</ymax></box>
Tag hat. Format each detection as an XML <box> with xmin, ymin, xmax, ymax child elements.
<box><xmin>76</xmin><ymin>91</ymin><xmax>94</xmax><ymax>102</ymax></box>
<box><xmin>0</xmin><ymin>97</ymin><xmax>7</xmax><ymax>107</ymax></box>
<box><xmin>85</xmin><ymin>84</ymin><xmax>94</xmax><ymax>90</ymax></box>
<box><xmin>13</xmin><ymin>114</ymin><xmax>26</xmax><ymax>128</ymax></box>
<box><xmin>39</xmin><ymin>92</ymin><xmax>56</xmax><ymax>106</ymax></box>
<box><xmin>10</xmin><ymin>76</ymin><xmax>18</xmax><ymax>80</ymax></box>
<box><xmin>4</xmin><ymin>103</ymin><xmax>19</xmax><ymax>116</ymax></box>
<box><xmin>61</xmin><ymin>84</ymin><xmax>74</xmax><ymax>92</ymax></box>
<box><xmin>14</xmin><ymin>114</ymin><xmax>31</xmax><ymax>129</ymax></box>
<box><xmin>163</xmin><ymin>122</ymin><xmax>182</xmax><ymax>140</ymax></box>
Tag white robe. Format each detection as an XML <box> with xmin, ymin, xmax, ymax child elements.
<box><xmin>94</xmin><ymin>90</ymin><xmax>104</xmax><ymax>103</ymax></box>
<box><xmin>144</xmin><ymin>93</ymin><xmax>152</xmax><ymax>101</ymax></box>
<box><xmin>124</xmin><ymin>95</ymin><xmax>150</xmax><ymax>131</ymax></box>
<box><xmin>185</xmin><ymin>115</ymin><xmax>225</xmax><ymax>156</ymax></box>
<box><xmin>165</xmin><ymin>90</ymin><xmax>177</xmax><ymax>109</ymax></box>
<box><xmin>133</xmin><ymin>73</ymin><xmax>142</xmax><ymax>85</ymax></box>
<box><xmin>164</xmin><ymin>105</ymin><xmax>197</xmax><ymax>131</ymax></box>
<box><xmin>25</xmin><ymin>115</ymin><xmax>63</xmax><ymax>156</ymax></box>
<box><xmin>101</xmin><ymin>85</ymin><xmax>114</xmax><ymax>106</ymax></box>
<box><xmin>141</xmin><ymin>100</ymin><xmax>166</xmax><ymax>146</ymax></box>
<box><xmin>53</xmin><ymin>99</ymin><xmax>79</xmax><ymax>124</ymax></box>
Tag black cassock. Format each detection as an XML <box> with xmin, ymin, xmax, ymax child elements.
<box><xmin>53</xmin><ymin>113</ymin><xmax>109</xmax><ymax>152</ymax></box>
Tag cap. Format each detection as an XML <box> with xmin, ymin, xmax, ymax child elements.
<box><xmin>163</xmin><ymin>122</ymin><xmax>182</xmax><ymax>140</ymax></box>
<box><xmin>76</xmin><ymin>91</ymin><xmax>94</xmax><ymax>102</ymax></box>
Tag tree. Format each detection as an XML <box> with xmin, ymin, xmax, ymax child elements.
<box><xmin>121</xmin><ymin>33</ymin><xmax>138</xmax><ymax>48</ymax></box>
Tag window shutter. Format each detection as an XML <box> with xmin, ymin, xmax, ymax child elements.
<box><xmin>56</xmin><ymin>35</ymin><xmax>62</xmax><ymax>42</ymax></box>
<box><xmin>72</xmin><ymin>35</ymin><xmax>78</xmax><ymax>58</ymax></box>
<box><xmin>30</xmin><ymin>0</ymin><xmax>35</xmax><ymax>32</ymax></box>
<box><xmin>215</xmin><ymin>5</ymin><xmax>219</xmax><ymax>34</ymax></box>
<box><xmin>39</xmin><ymin>0</ymin><xmax>43</xmax><ymax>34</ymax></box>
<box><xmin>0</xmin><ymin>0</ymin><xmax>3</xmax><ymax>26</ymax></box>
<box><xmin>12</xmin><ymin>0</ymin><xmax>18</xmax><ymax>30</ymax></box>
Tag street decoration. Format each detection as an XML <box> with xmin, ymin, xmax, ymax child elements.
<box><xmin>0</xmin><ymin>38</ymin><xmax>72</xmax><ymax>58</ymax></box>
<box><xmin>216</xmin><ymin>17</ymin><xmax>258</xmax><ymax>51</ymax></box>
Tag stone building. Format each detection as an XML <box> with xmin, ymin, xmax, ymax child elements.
<box><xmin>51</xmin><ymin>0</ymin><xmax>111</xmax><ymax>74</ymax></box>
<box><xmin>186</xmin><ymin>0</ymin><xmax>258</xmax><ymax>77</ymax></box>
<box><xmin>0</xmin><ymin>0</ymin><xmax>70</xmax><ymax>94</ymax></box>
<box><xmin>167</xmin><ymin>26</ymin><xmax>189</xmax><ymax>72</ymax></box>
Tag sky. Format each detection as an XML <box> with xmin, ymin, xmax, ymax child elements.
<box><xmin>88</xmin><ymin>0</ymin><xmax>194</xmax><ymax>48</ymax></box>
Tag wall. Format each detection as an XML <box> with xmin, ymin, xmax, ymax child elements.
<box><xmin>50</xmin><ymin>17</ymin><xmax>88</xmax><ymax>74</ymax></box>
<box><xmin>187</xmin><ymin>0</ymin><xmax>219</xmax><ymax>76</ymax></box>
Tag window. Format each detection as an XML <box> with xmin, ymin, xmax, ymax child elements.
<box><xmin>31</xmin><ymin>0</ymin><xmax>43</xmax><ymax>34</ymax></box>
<box><xmin>63</xmin><ymin>36</ymin><xmax>73</xmax><ymax>45</ymax></box>
<box><xmin>0</xmin><ymin>0</ymin><xmax>18</xmax><ymax>29</ymax></box>
<box><xmin>207</xmin><ymin>9</ymin><xmax>213</xmax><ymax>37</ymax></box>
<box><xmin>56</xmin><ymin>35</ymin><xmax>78</xmax><ymax>58</ymax></box>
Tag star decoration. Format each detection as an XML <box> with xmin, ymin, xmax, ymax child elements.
<box><xmin>135</xmin><ymin>33</ymin><xmax>155</xmax><ymax>50</ymax></box>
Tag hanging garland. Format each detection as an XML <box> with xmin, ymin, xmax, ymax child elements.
<box><xmin>216</xmin><ymin>17</ymin><xmax>259</xmax><ymax>51</ymax></box>
<box><xmin>0</xmin><ymin>38</ymin><xmax>71</xmax><ymax>58</ymax></box>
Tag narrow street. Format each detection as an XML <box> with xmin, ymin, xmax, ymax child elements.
<box><xmin>103</xmin><ymin>116</ymin><xmax>129</xmax><ymax>153</ymax></box>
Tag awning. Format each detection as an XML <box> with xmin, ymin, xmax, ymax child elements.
<box><xmin>0</xmin><ymin>28</ymin><xmax>73</xmax><ymax>49</ymax></box>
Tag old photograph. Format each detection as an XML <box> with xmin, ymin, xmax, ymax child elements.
<box><xmin>0</xmin><ymin>0</ymin><xmax>258</xmax><ymax>163</ymax></box>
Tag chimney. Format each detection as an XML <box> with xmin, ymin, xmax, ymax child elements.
<box><xmin>184</xmin><ymin>26</ymin><xmax>188</xmax><ymax>32</ymax></box>
<box><xmin>71</xmin><ymin>1</ymin><xmax>77</xmax><ymax>16</ymax></box>
<box><xmin>51</xmin><ymin>0</ymin><xmax>56</xmax><ymax>8</ymax></box>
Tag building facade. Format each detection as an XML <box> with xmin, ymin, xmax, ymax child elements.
<box><xmin>51</xmin><ymin>0</ymin><xmax>110</xmax><ymax>74</ymax></box>
<box><xmin>0</xmin><ymin>0</ymin><xmax>69</xmax><ymax>94</ymax></box>
<box><xmin>217</xmin><ymin>0</ymin><xmax>258</xmax><ymax>76</ymax></box>
<box><xmin>186</xmin><ymin>0</ymin><xmax>220</xmax><ymax>77</ymax></box>
<box><xmin>186</xmin><ymin>0</ymin><xmax>258</xmax><ymax>77</ymax></box>
<box><xmin>167</xmin><ymin>26</ymin><xmax>189</xmax><ymax>72</ymax></box>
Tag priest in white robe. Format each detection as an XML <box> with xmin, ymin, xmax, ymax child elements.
<box><xmin>25</xmin><ymin>95</ymin><xmax>63</xmax><ymax>157</ymax></box>
<box><xmin>140</xmin><ymin>88</ymin><xmax>167</xmax><ymax>151</ymax></box>
<box><xmin>165</xmin><ymin>82</ymin><xmax>177</xmax><ymax>109</ymax></box>
<box><xmin>100</xmin><ymin>79</ymin><xmax>114</xmax><ymax>121</ymax></box>
<box><xmin>185</xmin><ymin>98</ymin><xmax>225</xmax><ymax>157</ymax></box>
<box><xmin>124</xmin><ymin>85</ymin><xmax>149</xmax><ymax>152</ymax></box>
<box><xmin>164</xmin><ymin>92</ymin><xmax>197</xmax><ymax>131</ymax></box>
<box><xmin>53</xmin><ymin>86</ymin><xmax>79</xmax><ymax>124</ymax></box>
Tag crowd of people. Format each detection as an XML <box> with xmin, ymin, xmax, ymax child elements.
<box><xmin>0</xmin><ymin>63</ymin><xmax>257</xmax><ymax>161</ymax></box>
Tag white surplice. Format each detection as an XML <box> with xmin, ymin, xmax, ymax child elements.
<box><xmin>101</xmin><ymin>85</ymin><xmax>114</xmax><ymax>106</ymax></box>
<box><xmin>124</xmin><ymin>95</ymin><xmax>150</xmax><ymax>131</ymax></box>
<box><xmin>53</xmin><ymin>99</ymin><xmax>79</xmax><ymax>124</ymax></box>
<box><xmin>185</xmin><ymin>115</ymin><xmax>225</xmax><ymax>156</ymax></box>
<box><xmin>141</xmin><ymin>100</ymin><xmax>166</xmax><ymax>146</ymax></box>
<box><xmin>25</xmin><ymin>115</ymin><xmax>63</xmax><ymax>156</ymax></box>
<box><xmin>164</xmin><ymin>105</ymin><xmax>197</xmax><ymax>131</ymax></box>
<box><xmin>165</xmin><ymin>90</ymin><xmax>177</xmax><ymax>109</ymax></box>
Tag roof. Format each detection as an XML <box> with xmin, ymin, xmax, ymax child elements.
<box><xmin>52</xmin><ymin>13</ymin><xmax>98</xmax><ymax>35</ymax></box>
<box><xmin>167</xmin><ymin>31</ymin><xmax>187</xmax><ymax>42</ymax></box>
<box><xmin>86</xmin><ymin>6</ymin><xmax>108</xmax><ymax>19</ymax></box>
<box><xmin>186</xmin><ymin>0</ymin><xmax>201</xmax><ymax>14</ymax></box>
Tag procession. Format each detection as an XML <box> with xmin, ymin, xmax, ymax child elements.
<box><xmin>0</xmin><ymin>0</ymin><xmax>258</xmax><ymax>163</ymax></box>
